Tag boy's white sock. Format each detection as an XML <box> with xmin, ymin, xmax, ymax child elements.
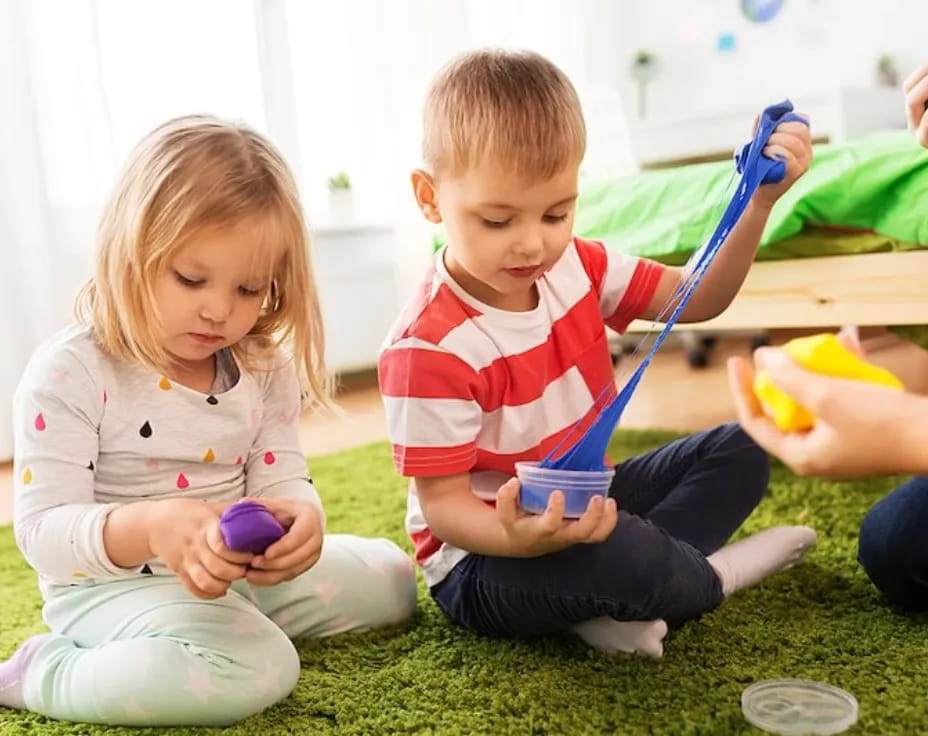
<box><xmin>0</xmin><ymin>633</ymin><xmax>52</xmax><ymax>710</ymax></box>
<box><xmin>708</xmin><ymin>525</ymin><xmax>817</xmax><ymax>597</ymax></box>
<box><xmin>572</xmin><ymin>617</ymin><xmax>668</xmax><ymax>659</ymax></box>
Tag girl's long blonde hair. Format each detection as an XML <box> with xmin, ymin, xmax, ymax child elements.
<box><xmin>76</xmin><ymin>115</ymin><xmax>332</xmax><ymax>407</ymax></box>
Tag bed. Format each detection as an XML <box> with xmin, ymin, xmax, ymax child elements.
<box><xmin>574</xmin><ymin>130</ymin><xmax>928</xmax><ymax>335</ymax></box>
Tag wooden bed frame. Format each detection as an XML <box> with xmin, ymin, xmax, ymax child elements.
<box><xmin>628</xmin><ymin>250</ymin><xmax>928</xmax><ymax>333</ymax></box>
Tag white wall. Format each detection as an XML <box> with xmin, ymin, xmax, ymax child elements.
<box><xmin>580</xmin><ymin>0</ymin><xmax>925</xmax><ymax>126</ymax></box>
<box><xmin>5</xmin><ymin>1</ymin><xmax>923</xmax><ymax>394</ymax></box>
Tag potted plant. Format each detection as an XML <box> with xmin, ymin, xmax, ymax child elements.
<box><xmin>876</xmin><ymin>54</ymin><xmax>898</xmax><ymax>87</ymax></box>
<box><xmin>630</xmin><ymin>49</ymin><xmax>660</xmax><ymax>119</ymax></box>
<box><xmin>327</xmin><ymin>171</ymin><xmax>354</xmax><ymax>221</ymax></box>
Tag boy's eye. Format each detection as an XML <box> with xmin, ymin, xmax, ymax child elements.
<box><xmin>543</xmin><ymin>213</ymin><xmax>569</xmax><ymax>223</ymax></box>
<box><xmin>174</xmin><ymin>271</ymin><xmax>203</xmax><ymax>288</ymax></box>
<box><xmin>481</xmin><ymin>218</ymin><xmax>511</xmax><ymax>229</ymax></box>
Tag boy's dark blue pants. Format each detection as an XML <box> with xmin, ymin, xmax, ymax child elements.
<box><xmin>432</xmin><ymin>422</ymin><xmax>769</xmax><ymax>635</ymax></box>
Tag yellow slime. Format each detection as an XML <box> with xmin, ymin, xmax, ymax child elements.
<box><xmin>753</xmin><ymin>333</ymin><xmax>903</xmax><ymax>431</ymax></box>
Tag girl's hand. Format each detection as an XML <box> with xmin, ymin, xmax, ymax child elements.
<box><xmin>244</xmin><ymin>497</ymin><xmax>324</xmax><ymax>585</ymax></box>
<box><xmin>495</xmin><ymin>478</ymin><xmax>618</xmax><ymax>557</ymax></box>
<box><xmin>147</xmin><ymin>499</ymin><xmax>253</xmax><ymax>599</ymax></box>
<box><xmin>904</xmin><ymin>62</ymin><xmax>928</xmax><ymax>147</ymax></box>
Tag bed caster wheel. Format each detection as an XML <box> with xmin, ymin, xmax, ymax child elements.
<box><xmin>687</xmin><ymin>348</ymin><xmax>710</xmax><ymax>368</ymax></box>
<box><xmin>685</xmin><ymin>335</ymin><xmax>716</xmax><ymax>368</ymax></box>
<box><xmin>611</xmin><ymin>340</ymin><xmax>637</xmax><ymax>367</ymax></box>
<box><xmin>750</xmin><ymin>334</ymin><xmax>770</xmax><ymax>351</ymax></box>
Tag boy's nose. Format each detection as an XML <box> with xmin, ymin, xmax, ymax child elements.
<box><xmin>514</xmin><ymin>229</ymin><xmax>545</xmax><ymax>260</ymax></box>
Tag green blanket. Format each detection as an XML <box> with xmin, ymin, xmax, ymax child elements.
<box><xmin>575</xmin><ymin>130</ymin><xmax>928</xmax><ymax>265</ymax></box>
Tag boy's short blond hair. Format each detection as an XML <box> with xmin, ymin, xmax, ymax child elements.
<box><xmin>76</xmin><ymin>115</ymin><xmax>332</xmax><ymax>407</ymax></box>
<box><xmin>423</xmin><ymin>48</ymin><xmax>586</xmax><ymax>180</ymax></box>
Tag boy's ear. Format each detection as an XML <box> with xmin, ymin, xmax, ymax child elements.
<box><xmin>411</xmin><ymin>169</ymin><xmax>442</xmax><ymax>223</ymax></box>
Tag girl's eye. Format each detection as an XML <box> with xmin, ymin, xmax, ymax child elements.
<box><xmin>174</xmin><ymin>271</ymin><xmax>203</xmax><ymax>288</ymax></box>
<box><xmin>482</xmin><ymin>218</ymin><xmax>510</xmax><ymax>229</ymax></box>
<box><xmin>238</xmin><ymin>286</ymin><xmax>263</xmax><ymax>297</ymax></box>
<box><xmin>543</xmin><ymin>213</ymin><xmax>569</xmax><ymax>223</ymax></box>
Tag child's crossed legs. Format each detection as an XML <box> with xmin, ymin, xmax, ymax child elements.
<box><xmin>2</xmin><ymin>534</ymin><xmax>415</xmax><ymax>726</ymax></box>
<box><xmin>432</xmin><ymin>424</ymin><xmax>815</xmax><ymax>656</ymax></box>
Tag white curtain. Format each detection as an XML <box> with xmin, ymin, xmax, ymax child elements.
<box><xmin>1</xmin><ymin>0</ymin><xmax>633</xmax><ymax>461</ymax></box>
<box><xmin>0</xmin><ymin>0</ymin><xmax>272</xmax><ymax>460</ymax></box>
<box><xmin>0</xmin><ymin>0</ymin><xmax>107</xmax><ymax>459</ymax></box>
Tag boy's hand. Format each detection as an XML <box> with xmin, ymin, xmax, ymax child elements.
<box><xmin>496</xmin><ymin>479</ymin><xmax>618</xmax><ymax>557</ymax></box>
<box><xmin>244</xmin><ymin>497</ymin><xmax>324</xmax><ymax>585</ymax></box>
<box><xmin>147</xmin><ymin>499</ymin><xmax>253</xmax><ymax>600</ymax></box>
<box><xmin>904</xmin><ymin>63</ymin><xmax>928</xmax><ymax>147</ymax></box>
<box><xmin>750</xmin><ymin>117</ymin><xmax>812</xmax><ymax>211</ymax></box>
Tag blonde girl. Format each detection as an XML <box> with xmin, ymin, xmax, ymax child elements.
<box><xmin>1</xmin><ymin>116</ymin><xmax>415</xmax><ymax>727</ymax></box>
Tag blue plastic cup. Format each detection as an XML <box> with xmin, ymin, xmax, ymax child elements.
<box><xmin>514</xmin><ymin>462</ymin><xmax>615</xmax><ymax>518</ymax></box>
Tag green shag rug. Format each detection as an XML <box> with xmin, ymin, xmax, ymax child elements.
<box><xmin>2</xmin><ymin>430</ymin><xmax>927</xmax><ymax>735</ymax></box>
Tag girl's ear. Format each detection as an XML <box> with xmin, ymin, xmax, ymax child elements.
<box><xmin>264</xmin><ymin>279</ymin><xmax>280</xmax><ymax>313</ymax></box>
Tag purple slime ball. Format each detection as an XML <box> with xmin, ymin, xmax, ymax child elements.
<box><xmin>219</xmin><ymin>500</ymin><xmax>286</xmax><ymax>554</ymax></box>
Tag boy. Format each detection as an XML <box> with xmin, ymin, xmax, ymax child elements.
<box><xmin>380</xmin><ymin>49</ymin><xmax>816</xmax><ymax>657</ymax></box>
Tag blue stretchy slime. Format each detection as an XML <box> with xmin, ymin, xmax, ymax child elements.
<box><xmin>541</xmin><ymin>100</ymin><xmax>808</xmax><ymax>471</ymax></box>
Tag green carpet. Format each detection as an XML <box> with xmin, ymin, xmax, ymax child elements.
<box><xmin>2</xmin><ymin>430</ymin><xmax>927</xmax><ymax>735</ymax></box>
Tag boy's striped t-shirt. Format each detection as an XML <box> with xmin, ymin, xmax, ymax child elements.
<box><xmin>378</xmin><ymin>236</ymin><xmax>665</xmax><ymax>585</ymax></box>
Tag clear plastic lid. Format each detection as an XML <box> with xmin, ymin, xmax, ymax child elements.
<box><xmin>742</xmin><ymin>679</ymin><xmax>858</xmax><ymax>735</ymax></box>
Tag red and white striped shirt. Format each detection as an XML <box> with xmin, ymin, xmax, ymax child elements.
<box><xmin>379</xmin><ymin>236</ymin><xmax>665</xmax><ymax>585</ymax></box>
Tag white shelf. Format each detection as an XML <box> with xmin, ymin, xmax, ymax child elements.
<box><xmin>313</xmin><ymin>226</ymin><xmax>399</xmax><ymax>374</ymax></box>
<box><xmin>627</xmin><ymin>87</ymin><xmax>905</xmax><ymax>167</ymax></box>
<box><xmin>309</xmin><ymin>221</ymin><xmax>392</xmax><ymax>237</ymax></box>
